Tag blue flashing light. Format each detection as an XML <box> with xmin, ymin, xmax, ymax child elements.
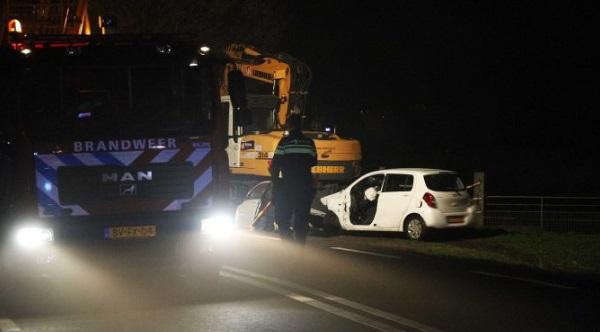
<box><xmin>78</xmin><ymin>112</ymin><xmax>92</xmax><ymax>119</ymax></box>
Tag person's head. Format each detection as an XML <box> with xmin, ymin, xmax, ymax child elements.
<box><xmin>287</xmin><ymin>114</ymin><xmax>303</xmax><ymax>133</ymax></box>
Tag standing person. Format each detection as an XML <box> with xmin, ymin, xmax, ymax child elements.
<box><xmin>270</xmin><ymin>114</ymin><xmax>317</xmax><ymax>244</ymax></box>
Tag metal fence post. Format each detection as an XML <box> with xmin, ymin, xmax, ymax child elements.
<box><xmin>540</xmin><ymin>196</ymin><xmax>544</xmax><ymax>231</ymax></box>
<box><xmin>473</xmin><ymin>172</ymin><xmax>485</xmax><ymax>227</ymax></box>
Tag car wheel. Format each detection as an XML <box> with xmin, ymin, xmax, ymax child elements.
<box><xmin>323</xmin><ymin>212</ymin><xmax>341</xmax><ymax>235</ymax></box>
<box><xmin>404</xmin><ymin>215</ymin><xmax>428</xmax><ymax>240</ymax></box>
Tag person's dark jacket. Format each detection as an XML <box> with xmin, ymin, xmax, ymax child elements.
<box><xmin>269</xmin><ymin>130</ymin><xmax>317</xmax><ymax>198</ymax></box>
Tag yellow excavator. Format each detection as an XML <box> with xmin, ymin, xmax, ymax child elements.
<box><xmin>221</xmin><ymin>44</ymin><xmax>362</xmax><ymax>214</ymax></box>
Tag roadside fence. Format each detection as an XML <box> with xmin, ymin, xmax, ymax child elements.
<box><xmin>483</xmin><ymin>196</ymin><xmax>600</xmax><ymax>232</ymax></box>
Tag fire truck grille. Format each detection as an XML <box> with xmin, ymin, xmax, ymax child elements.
<box><xmin>57</xmin><ymin>163</ymin><xmax>194</xmax><ymax>204</ymax></box>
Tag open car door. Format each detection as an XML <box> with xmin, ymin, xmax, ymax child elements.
<box><xmin>234</xmin><ymin>181</ymin><xmax>271</xmax><ymax>229</ymax></box>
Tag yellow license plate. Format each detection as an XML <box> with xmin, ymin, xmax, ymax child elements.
<box><xmin>105</xmin><ymin>225</ymin><xmax>157</xmax><ymax>239</ymax></box>
<box><xmin>312</xmin><ymin>165</ymin><xmax>345</xmax><ymax>174</ymax></box>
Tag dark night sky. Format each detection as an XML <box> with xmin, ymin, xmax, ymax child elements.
<box><xmin>277</xmin><ymin>2</ymin><xmax>597</xmax><ymax>195</ymax></box>
<box><xmin>4</xmin><ymin>1</ymin><xmax>596</xmax><ymax>195</ymax></box>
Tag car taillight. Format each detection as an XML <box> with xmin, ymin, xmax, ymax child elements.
<box><xmin>423</xmin><ymin>192</ymin><xmax>437</xmax><ymax>208</ymax></box>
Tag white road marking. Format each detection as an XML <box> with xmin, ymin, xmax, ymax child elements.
<box><xmin>0</xmin><ymin>318</ymin><xmax>21</xmax><ymax>332</ymax></box>
<box><xmin>470</xmin><ymin>270</ymin><xmax>576</xmax><ymax>290</ymax></box>
<box><xmin>330</xmin><ymin>247</ymin><xmax>403</xmax><ymax>260</ymax></box>
<box><xmin>220</xmin><ymin>270</ymin><xmax>404</xmax><ymax>332</ymax></box>
<box><xmin>222</xmin><ymin>265</ymin><xmax>443</xmax><ymax>332</ymax></box>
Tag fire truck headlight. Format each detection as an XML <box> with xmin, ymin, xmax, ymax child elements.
<box><xmin>201</xmin><ymin>214</ymin><xmax>234</xmax><ymax>238</ymax></box>
<box><xmin>14</xmin><ymin>226</ymin><xmax>54</xmax><ymax>249</ymax></box>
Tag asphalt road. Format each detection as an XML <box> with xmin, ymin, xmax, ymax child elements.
<box><xmin>1</xmin><ymin>230</ymin><xmax>599</xmax><ymax>332</ymax></box>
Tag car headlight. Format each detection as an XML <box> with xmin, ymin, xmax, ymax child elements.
<box><xmin>201</xmin><ymin>214</ymin><xmax>234</xmax><ymax>238</ymax></box>
<box><xmin>14</xmin><ymin>226</ymin><xmax>54</xmax><ymax>248</ymax></box>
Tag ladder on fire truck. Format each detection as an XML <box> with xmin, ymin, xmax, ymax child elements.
<box><xmin>1</xmin><ymin>0</ymin><xmax>90</xmax><ymax>41</ymax></box>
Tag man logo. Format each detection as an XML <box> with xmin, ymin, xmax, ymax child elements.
<box><xmin>119</xmin><ymin>184</ymin><xmax>137</xmax><ymax>196</ymax></box>
<box><xmin>102</xmin><ymin>171</ymin><xmax>153</xmax><ymax>183</ymax></box>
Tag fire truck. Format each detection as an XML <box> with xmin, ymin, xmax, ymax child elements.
<box><xmin>0</xmin><ymin>3</ymin><xmax>243</xmax><ymax>282</ymax></box>
<box><xmin>1</xmin><ymin>38</ymin><xmax>237</xmax><ymax>233</ymax></box>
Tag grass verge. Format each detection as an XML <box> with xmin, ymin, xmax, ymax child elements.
<box><xmin>344</xmin><ymin>228</ymin><xmax>600</xmax><ymax>276</ymax></box>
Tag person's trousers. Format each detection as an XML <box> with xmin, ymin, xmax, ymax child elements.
<box><xmin>274</xmin><ymin>191</ymin><xmax>313</xmax><ymax>244</ymax></box>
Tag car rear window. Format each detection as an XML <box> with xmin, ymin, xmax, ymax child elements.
<box><xmin>424</xmin><ymin>173</ymin><xmax>465</xmax><ymax>191</ymax></box>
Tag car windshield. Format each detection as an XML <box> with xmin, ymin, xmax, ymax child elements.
<box><xmin>424</xmin><ymin>173</ymin><xmax>466</xmax><ymax>191</ymax></box>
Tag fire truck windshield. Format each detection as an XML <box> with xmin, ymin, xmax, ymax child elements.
<box><xmin>18</xmin><ymin>53</ymin><xmax>214</xmax><ymax>139</ymax></box>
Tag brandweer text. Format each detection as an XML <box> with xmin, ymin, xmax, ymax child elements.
<box><xmin>73</xmin><ymin>138</ymin><xmax>177</xmax><ymax>152</ymax></box>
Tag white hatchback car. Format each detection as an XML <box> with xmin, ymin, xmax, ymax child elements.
<box><xmin>320</xmin><ymin>168</ymin><xmax>477</xmax><ymax>240</ymax></box>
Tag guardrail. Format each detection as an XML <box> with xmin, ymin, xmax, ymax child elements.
<box><xmin>484</xmin><ymin>196</ymin><xmax>600</xmax><ymax>232</ymax></box>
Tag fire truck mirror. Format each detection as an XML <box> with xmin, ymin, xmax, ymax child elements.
<box><xmin>227</xmin><ymin>69</ymin><xmax>252</xmax><ymax>126</ymax></box>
